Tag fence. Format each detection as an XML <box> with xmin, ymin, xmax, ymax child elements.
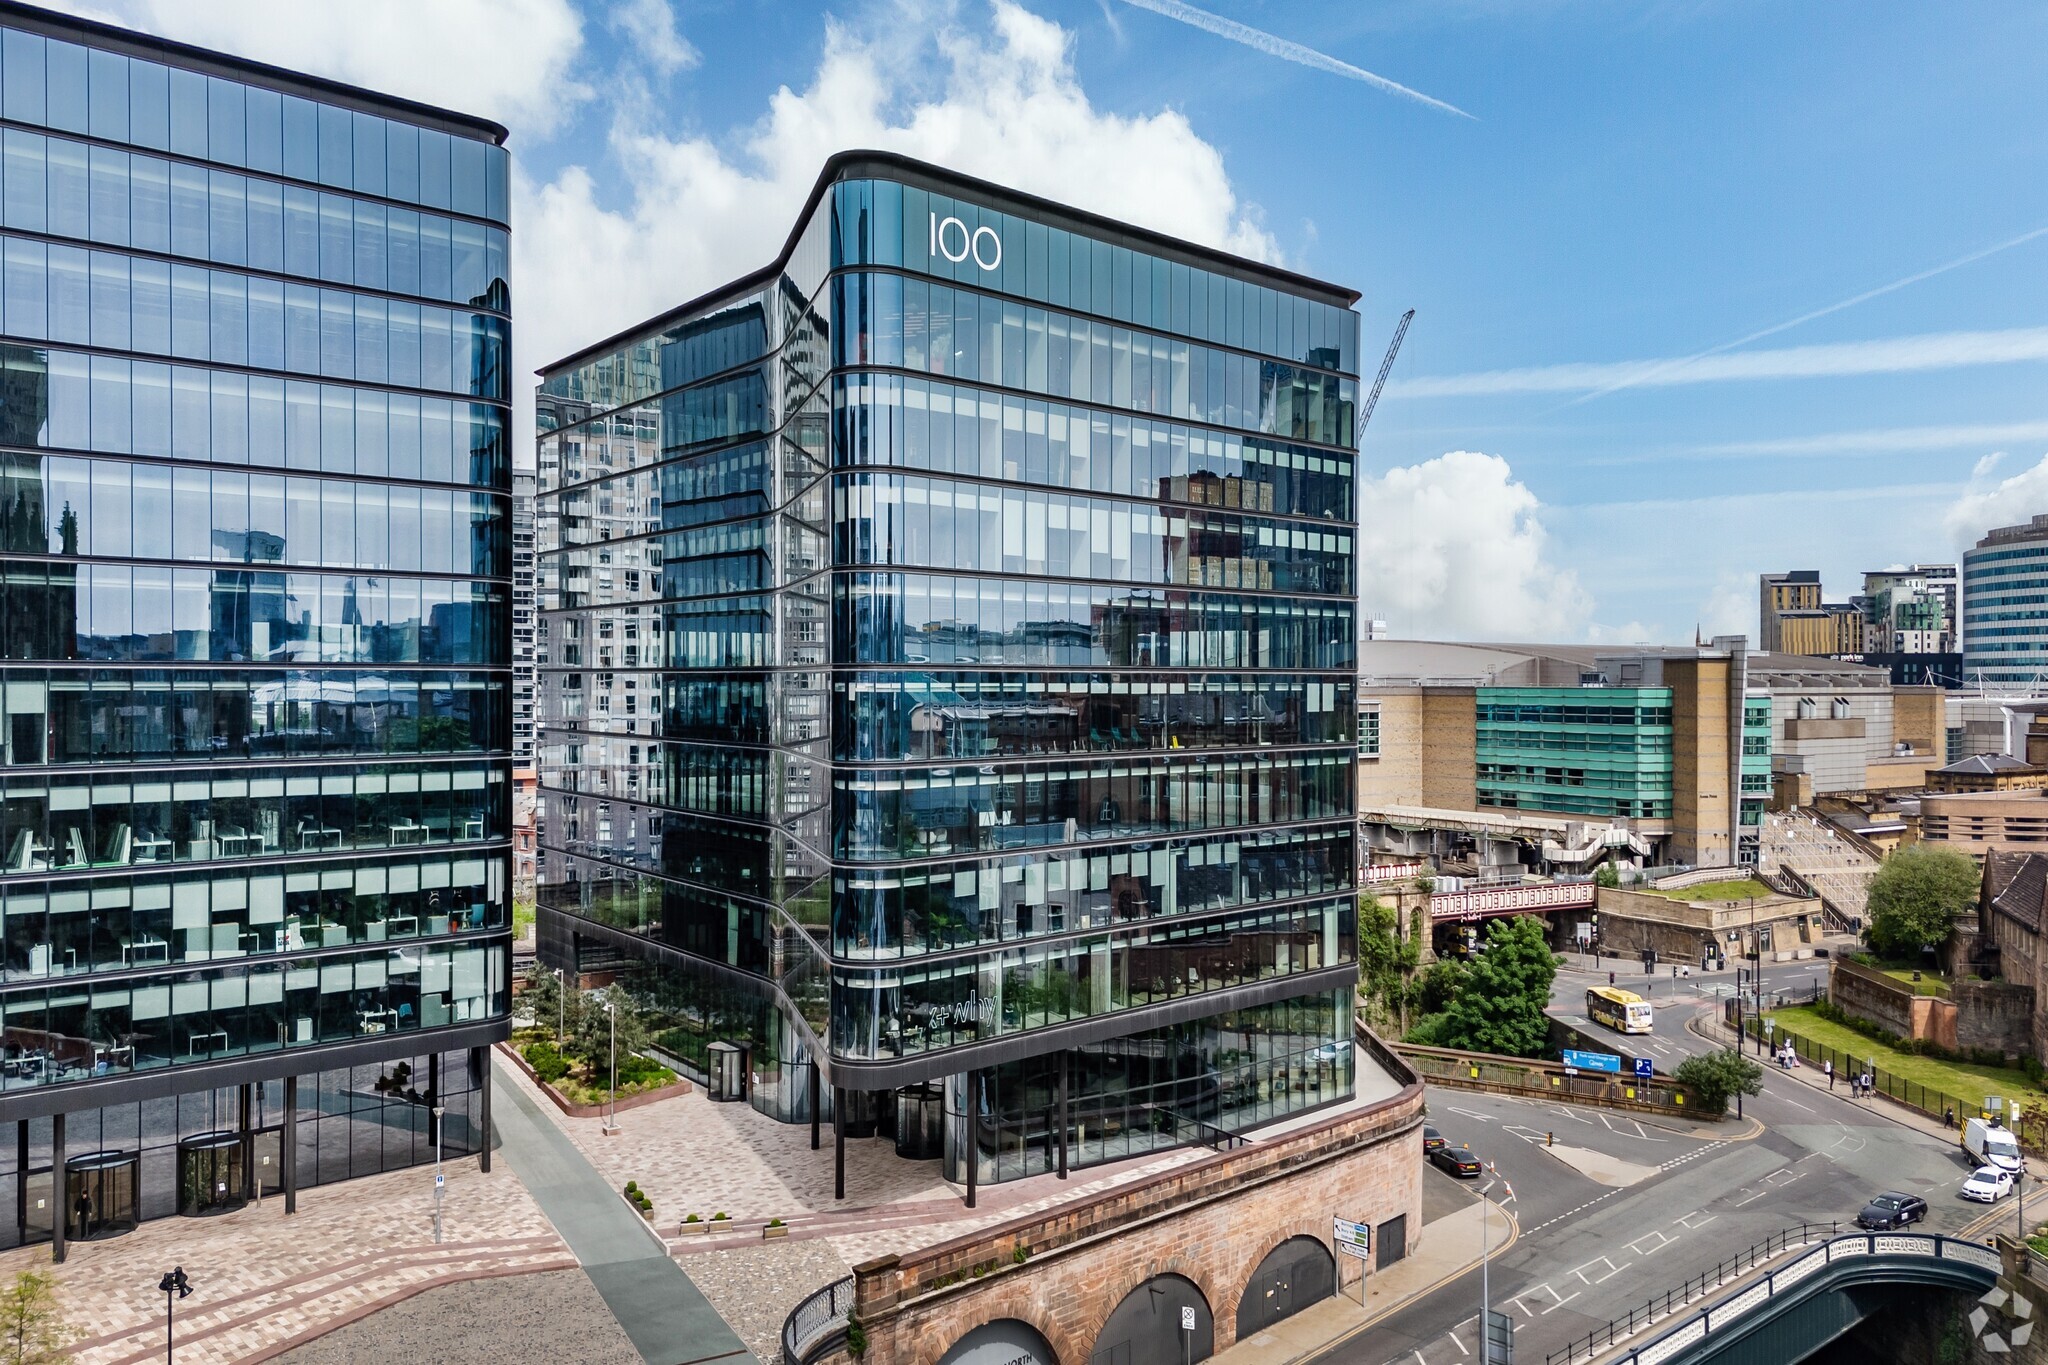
<box><xmin>782</xmin><ymin>1275</ymin><xmax>855</xmax><ymax>1365</ymax></box>
<box><xmin>1739</xmin><ymin>1014</ymin><xmax>1982</xmax><ymax>1133</ymax></box>
<box><xmin>1545</xmin><ymin>1222</ymin><xmax>1842</xmax><ymax>1365</ymax></box>
<box><xmin>1397</xmin><ymin>1044</ymin><xmax>1702</xmax><ymax>1117</ymax></box>
<box><xmin>1551</xmin><ymin>1228</ymin><xmax>2001</xmax><ymax>1365</ymax></box>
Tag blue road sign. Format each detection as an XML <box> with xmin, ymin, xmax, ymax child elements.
<box><xmin>1633</xmin><ymin>1057</ymin><xmax>1654</xmax><ymax>1079</ymax></box>
<box><xmin>1562</xmin><ymin>1049</ymin><xmax>1622</xmax><ymax>1074</ymax></box>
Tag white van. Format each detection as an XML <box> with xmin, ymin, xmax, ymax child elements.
<box><xmin>1963</xmin><ymin>1117</ymin><xmax>2024</xmax><ymax>1174</ymax></box>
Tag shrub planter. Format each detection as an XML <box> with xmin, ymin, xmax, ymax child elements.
<box><xmin>679</xmin><ymin>1221</ymin><xmax>706</xmax><ymax>1236</ymax></box>
<box><xmin>497</xmin><ymin>1040</ymin><xmax>693</xmax><ymax>1118</ymax></box>
<box><xmin>764</xmin><ymin>1224</ymin><xmax>789</xmax><ymax>1239</ymax></box>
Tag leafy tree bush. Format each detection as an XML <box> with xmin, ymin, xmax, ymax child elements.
<box><xmin>1593</xmin><ymin>862</ymin><xmax>1621</xmax><ymax>889</ymax></box>
<box><xmin>1866</xmin><ymin>845</ymin><xmax>1979</xmax><ymax>958</ymax></box>
<box><xmin>1357</xmin><ymin>896</ymin><xmax>1421</xmax><ymax>1029</ymax></box>
<box><xmin>1673</xmin><ymin>1048</ymin><xmax>1764</xmax><ymax>1115</ymax></box>
<box><xmin>570</xmin><ymin>984</ymin><xmax>650</xmax><ymax>1080</ymax></box>
<box><xmin>1413</xmin><ymin>959</ymin><xmax>1469</xmax><ymax>1016</ymax></box>
<box><xmin>1410</xmin><ymin>916</ymin><xmax>1559</xmax><ymax>1057</ymax></box>
<box><xmin>521</xmin><ymin>1040</ymin><xmax>570</xmax><ymax>1083</ymax></box>
<box><xmin>0</xmin><ymin>1269</ymin><xmax>73</xmax><ymax>1365</ymax></box>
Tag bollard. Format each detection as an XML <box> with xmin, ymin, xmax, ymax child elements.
<box><xmin>1547</xmin><ymin>1131</ymin><xmax>1554</xmax><ymax>1146</ymax></box>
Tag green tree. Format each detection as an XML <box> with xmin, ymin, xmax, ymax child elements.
<box><xmin>1593</xmin><ymin>862</ymin><xmax>1621</xmax><ymax>889</ymax></box>
<box><xmin>521</xmin><ymin>962</ymin><xmax>585</xmax><ymax>1045</ymax></box>
<box><xmin>1425</xmin><ymin>916</ymin><xmax>1559</xmax><ymax>1058</ymax></box>
<box><xmin>1356</xmin><ymin>896</ymin><xmax>1421</xmax><ymax>1030</ymax></box>
<box><xmin>1673</xmin><ymin>1048</ymin><xmax>1764</xmax><ymax>1116</ymax></box>
<box><xmin>1412</xmin><ymin>959</ymin><xmax>1468</xmax><ymax>1016</ymax></box>
<box><xmin>570</xmin><ymin>984</ymin><xmax>650</xmax><ymax>1089</ymax></box>
<box><xmin>1865</xmin><ymin>845</ymin><xmax>1979</xmax><ymax>958</ymax></box>
<box><xmin>0</xmin><ymin>1269</ymin><xmax>73</xmax><ymax>1365</ymax></box>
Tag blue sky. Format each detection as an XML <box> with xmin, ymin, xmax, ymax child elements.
<box><xmin>67</xmin><ymin>0</ymin><xmax>2048</xmax><ymax>644</ymax></box>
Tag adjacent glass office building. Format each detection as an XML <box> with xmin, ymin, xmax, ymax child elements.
<box><xmin>0</xmin><ymin>5</ymin><xmax>511</xmax><ymax>1252</ymax></box>
<box><xmin>1963</xmin><ymin>515</ymin><xmax>2048</xmax><ymax>689</ymax></box>
<box><xmin>537</xmin><ymin>153</ymin><xmax>1362</xmax><ymax>1185</ymax></box>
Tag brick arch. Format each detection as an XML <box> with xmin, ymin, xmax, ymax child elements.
<box><xmin>906</xmin><ymin>1293</ymin><xmax>1082</xmax><ymax>1365</ymax></box>
<box><xmin>1221</xmin><ymin>1213</ymin><xmax>1335</xmax><ymax>1333</ymax></box>
<box><xmin>1084</xmin><ymin>1257</ymin><xmax>1227</xmax><ymax>1357</ymax></box>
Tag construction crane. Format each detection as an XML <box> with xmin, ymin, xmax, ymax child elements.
<box><xmin>1356</xmin><ymin>308</ymin><xmax>1413</xmax><ymax>441</ymax></box>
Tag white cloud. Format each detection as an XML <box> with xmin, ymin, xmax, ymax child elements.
<box><xmin>608</xmin><ymin>0</ymin><xmax>698</xmax><ymax>75</ymax></box>
<box><xmin>1397</xmin><ymin>325</ymin><xmax>2048</xmax><ymax>399</ymax></box>
<box><xmin>518</xmin><ymin>0</ymin><xmax>1283</xmax><ymax>387</ymax></box>
<box><xmin>41</xmin><ymin>0</ymin><xmax>592</xmax><ymax>139</ymax></box>
<box><xmin>1358</xmin><ymin>451</ymin><xmax>1593</xmax><ymax>641</ymax></box>
<box><xmin>1945</xmin><ymin>451</ymin><xmax>2048</xmax><ymax>549</ymax></box>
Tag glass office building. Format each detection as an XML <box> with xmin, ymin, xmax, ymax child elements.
<box><xmin>0</xmin><ymin>6</ymin><xmax>512</xmax><ymax>1253</ymax></box>
<box><xmin>537</xmin><ymin>153</ymin><xmax>1362</xmax><ymax>1186</ymax></box>
<box><xmin>1963</xmin><ymin>515</ymin><xmax>2048</xmax><ymax>689</ymax></box>
<box><xmin>1475</xmin><ymin>687</ymin><xmax>1676</xmax><ymax>820</ymax></box>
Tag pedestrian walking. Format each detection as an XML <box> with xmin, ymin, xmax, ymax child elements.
<box><xmin>1825</xmin><ymin>1059</ymin><xmax>1834</xmax><ymax>1090</ymax></box>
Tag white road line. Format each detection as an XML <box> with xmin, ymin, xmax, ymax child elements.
<box><xmin>1770</xmin><ymin>1087</ymin><xmax>1816</xmax><ymax>1113</ymax></box>
<box><xmin>1675</xmin><ymin>1210</ymin><xmax>1717</xmax><ymax>1230</ymax></box>
<box><xmin>1448</xmin><ymin>1329</ymin><xmax>1470</xmax><ymax>1356</ymax></box>
<box><xmin>1732</xmin><ymin>1188</ymin><xmax>1770</xmax><ymax>1207</ymax></box>
<box><xmin>1448</xmin><ymin>1106</ymin><xmax>1494</xmax><ymax>1122</ymax></box>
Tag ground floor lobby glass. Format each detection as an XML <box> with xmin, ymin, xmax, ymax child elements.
<box><xmin>0</xmin><ymin>1046</ymin><xmax>483</xmax><ymax>1249</ymax></box>
<box><xmin>942</xmin><ymin>988</ymin><xmax>1354</xmax><ymax>1185</ymax></box>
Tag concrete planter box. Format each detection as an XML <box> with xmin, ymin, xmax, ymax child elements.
<box><xmin>764</xmin><ymin>1225</ymin><xmax>789</xmax><ymax>1239</ymax></box>
<box><xmin>679</xmin><ymin>1222</ymin><xmax>708</xmax><ymax>1235</ymax></box>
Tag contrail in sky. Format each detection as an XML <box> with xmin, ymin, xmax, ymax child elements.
<box><xmin>1117</xmin><ymin>0</ymin><xmax>1473</xmax><ymax>119</ymax></box>
<box><xmin>1564</xmin><ymin>222</ymin><xmax>2048</xmax><ymax>404</ymax></box>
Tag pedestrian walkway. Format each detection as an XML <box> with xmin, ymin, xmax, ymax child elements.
<box><xmin>1209</xmin><ymin>1198</ymin><xmax>1508</xmax><ymax>1365</ymax></box>
<box><xmin>491</xmin><ymin>1052</ymin><xmax>753</xmax><ymax>1365</ymax></box>
<box><xmin>1690</xmin><ymin>1011</ymin><xmax>1959</xmax><ymax>1145</ymax></box>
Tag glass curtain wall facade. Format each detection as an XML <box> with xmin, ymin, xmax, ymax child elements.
<box><xmin>537</xmin><ymin>154</ymin><xmax>1362</xmax><ymax>1183</ymax></box>
<box><xmin>1475</xmin><ymin>687</ymin><xmax>1676</xmax><ymax>819</ymax></box>
<box><xmin>1963</xmin><ymin>517</ymin><xmax>2048</xmax><ymax>689</ymax></box>
<box><xmin>0</xmin><ymin>6</ymin><xmax>511</xmax><ymax>1250</ymax></box>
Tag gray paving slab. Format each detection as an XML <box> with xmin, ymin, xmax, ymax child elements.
<box><xmin>493</xmin><ymin>1054</ymin><xmax>755</xmax><ymax>1365</ymax></box>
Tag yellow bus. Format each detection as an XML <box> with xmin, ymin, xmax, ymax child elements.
<box><xmin>1586</xmin><ymin>986</ymin><xmax>1653</xmax><ymax>1035</ymax></box>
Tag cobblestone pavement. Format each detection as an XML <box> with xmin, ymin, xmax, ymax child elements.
<box><xmin>270</xmin><ymin>1268</ymin><xmax>638</xmax><ymax>1365</ymax></box>
<box><xmin>0</xmin><ymin>1155</ymin><xmax>569</xmax><ymax>1365</ymax></box>
<box><xmin>686</xmin><ymin>1241</ymin><xmax>854</xmax><ymax>1364</ymax></box>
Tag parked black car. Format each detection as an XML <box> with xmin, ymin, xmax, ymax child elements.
<box><xmin>1430</xmin><ymin>1146</ymin><xmax>1484</xmax><ymax>1178</ymax></box>
<box><xmin>1855</xmin><ymin>1191</ymin><xmax>1928</xmax><ymax>1230</ymax></box>
<box><xmin>1423</xmin><ymin>1126</ymin><xmax>1448</xmax><ymax>1155</ymax></box>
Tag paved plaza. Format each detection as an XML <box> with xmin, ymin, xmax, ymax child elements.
<box><xmin>0</xmin><ymin>1153</ymin><xmax>568</xmax><ymax>1365</ymax></box>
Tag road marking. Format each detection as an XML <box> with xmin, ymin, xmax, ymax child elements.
<box><xmin>1504</xmin><ymin>1124</ymin><xmax>1550</xmax><ymax>1144</ymax></box>
<box><xmin>1769</xmin><ymin>1086</ymin><xmax>1816</xmax><ymax>1113</ymax></box>
<box><xmin>1447</xmin><ymin>1329</ymin><xmax>1470</xmax><ymax>1356</ymax></box>
<box><xmin>1572</xmin><ymin>1254</ymin><xmax>1624</xmax><ymax>1286</ymax></box>
<box><xmin>1675</xmin><ymin>1210</ymin><xmax>1718</xmax><ymax>1230</ymax></box>
<box><xmin>1547</xmin><ymin>1103</ymin><xmax>1595</xmax><ymax>1126</ymax></box>
<box><xmin>1732</xmin><ymin>1187</ymin><xmax>1771</xmax><ymax>1207</ymax></box>
<box><xmin>1448</xmin><ymin>1106</ymin><xmax>1495</xmax><ymax>1122</ymax></box>
<box><xmin>1628</xmin><ymin>1229</ymin><xmax>1678</xmax><ymax>1257</ymax></box>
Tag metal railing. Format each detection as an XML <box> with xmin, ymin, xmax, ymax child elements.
<box><xmin>1545</xmin><ymin>1223</ymin><xmax>1842</xmax><ymax>1365</ymax></box>
<box><xmin>1553</xmin><ymin>1229</ymin><xmax>2001</xmax><ymax>1365</ymax></box>
<box><xmin>1738</xmin><ymin>1015</ymin><xmax>1979</xmax><ymax>1132</ymax></box>
<box><xmin>782</xmin><ymin>1275</ymin><xmax>855</xmax><ymax>1365</ymax></box>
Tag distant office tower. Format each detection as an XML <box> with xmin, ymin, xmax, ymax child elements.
<box><xmin>1759</xmin><ymin>570</ymin><xmax>1825</xmax><ymax>654</ymax></box>
<box><xmin>536</xmin><ymin>153</ymin><xmax>1365</xmax><ymax>1185</ymax></box>
<box><xmin>0</xmin><ymin>7</ymin><xmax>512</xmax><ymax>1255</ymax></box>
<box><xmin>1862</xmin><ymin>564</ymin><xmax>1957</xmax><ymax>654</ymax></box>
<box><xmin>513</xmin><ymin>468</ymin><xmax>537</xmax><ymax>763</ymax></box>
<box><xmin>1964</xmin><ymin>515</ymin><xmax>2048</xmax><ymax>689</ymax></box>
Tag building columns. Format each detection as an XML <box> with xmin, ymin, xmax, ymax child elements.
<box><xmin>1056</xmin><ymin>1053</ymin><xmax>1069</xmax><ymax>1180</ymax></box>
<box><xmin>283</xmin><ymin>1076</ymin><xmax>298</xmax><ymax>1215</ymax></box>
<box><xmin>832</xmin><ymin>1086</ymin><xmax>845</xmax><ymax>1202</ymax></box>
<box><xmin>476</xmin><ymin>1045</ymin><xmax>492</xmax><ymax>1173</ymax></box>
<box><xmin>49</xmin><ymin>1113</ymin><xmax>64</xmax><ymax>1265</ymax></box>
<box><xmin>809</xmin><ymin>1061</ymin><xmax>820</xmax><ymax>1152</ymax></box>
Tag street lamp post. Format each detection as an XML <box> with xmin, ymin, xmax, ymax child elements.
<box><xmin>157</xmin><ymin>1266</ymin><xmax>191</xmax><ymax>1364</ymax></box>
<box><xmin>432</xmin><ymin>1104</ymin><xmax>446</xmax><ymax>1244</ymax></box>
<box><xmin>554</xmin><ymin>966</ymin><xmax>566</xmax><ymax>1048</ymax></box>
<box><xmin>605</xmin><ymin>996</ymin><xmax>618</xmax><ymax>1130</ymax></box>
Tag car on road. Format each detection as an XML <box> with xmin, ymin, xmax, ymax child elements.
<box><xmin>1423</xmin><ymin>1126</ymin><xmax>1447</xmax><ymax>1155</ymax></box>
<box><xmin>1962</xmin><ymin>1166</ymin><xmax>2016</xmax><ymax>1203</ymax></box>
<box><xmin>1430</xmin><ymin>1146</ymin><xmax>1484</xmax><ymax>1178</ymax></box>
<box><xmin>1855</xmin><ymin>1191</ymin><xmax>1929</xmax><ymax>1229</ymax></box>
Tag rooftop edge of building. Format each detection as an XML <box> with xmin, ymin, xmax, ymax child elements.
<box><xmin>0</xmin><ymin>0</ymin><xmax>509</xmax><ymax>145</ymax></box>
<box><xmin>538</xmin><ymin>148</ymin><xmax>1363</xmax><ymax>378</ymax></box>
<box><xmin>1973</xmin><ymin>513</ymin><xmax>2048</xmax><ymax>548</ymax></box>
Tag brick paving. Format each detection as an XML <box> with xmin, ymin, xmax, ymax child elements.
<box><xmin>0</xmin><ymin>1155</ymin><xmax>568</xmax><ymax>1365</ymax></box>
<box><xmin>270</xmin><ymin>1267</ymin><xmax>638</xmax><ymax>1365</ymax></box>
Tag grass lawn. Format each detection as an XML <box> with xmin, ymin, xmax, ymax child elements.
<box><xmin>1876</xmin><ymin>966</ymin><xmax>1950</xmax><ymax>998</ymax></box>
<box><xmin>1648</xmin><ymin>878</ymin><xmax>1776</xmax><ymax>903</ymax></box>
<box><xmin>1763</xmin><ymin>1004</ymin><xmax>2048</xmax><ymax>1109</ymax></box>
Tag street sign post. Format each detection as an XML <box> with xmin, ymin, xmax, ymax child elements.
<box><xmin>1560</xmin><ymin>1049</ymin><xmax>1622</xmax><ymax>1074</ymax></box>
<box><xmin>1483</xmin><ymin>1308</ymin><xmax>1513</xmax><ymax>1363</ymax></box>
<box><xmin>1633</xmin><ymin>1057</ymin><xmax>1654</xmax><ymax>1080</ymax></box>
<box><xmin>1333</xmin><ymin>1217</ymin><xmax>1372</xmax><ymax>1259</ymax></box>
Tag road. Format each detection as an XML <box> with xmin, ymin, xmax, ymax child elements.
<box><xmin>1322</xmin><ymin>955</ymin><xmax>1990</xmax><ymax>1365</ymax></box>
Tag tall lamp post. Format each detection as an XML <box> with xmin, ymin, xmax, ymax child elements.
<box><xmin>605</xmin><ymin>996</ymin><xmax>618</xmax><ymax>1131</ymax></box>
<box><xmin>432</xmin><ymin>1104</ymin><xmax>446</xmax><ymax>1244</ymax></box>
<box><xmin>157</xmin><ymin>1266</ymin><xmax>191</xmax><ymax>1364</ymax></box>
<box><xmin>1478</xmin><ymin>1167</ymin><xmax>1513</xmax><ymax>1364</ymax></box>
<box><xmin>554</xmin><ymin>966</ymin><xmax>566</xmax><ymax>1048</ymax></box>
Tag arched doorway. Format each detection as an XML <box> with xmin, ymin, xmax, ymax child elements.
<box><xmin>1236</xmin><ymin>1236</ymin><xmax>1335</xmax><ymax>1335</ymax></box>
<box><xmin>1091</xmin><ymin>1274</ymin><xmax>1213</xmax><ymax>1365</ymax></box>
<box><xmin>938</xmin><ymin>1318</ymin><xmax>1059</xmax><ymax>1365</ymax></box>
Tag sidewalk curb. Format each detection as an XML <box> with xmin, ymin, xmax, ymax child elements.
<box><xmin>1282</xmin><ymin>1208</ymin><xmax>1522</xmax><ymax>1365</ymax></box>
<box><xmin>1683</xmin><ymin>1011</ymin><xmax>1940</xmax><ymax>1141</ymax></box>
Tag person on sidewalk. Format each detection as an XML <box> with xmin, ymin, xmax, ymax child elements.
<box><xmin>1860</xmin><ymin>1071</ymin><xmax>1873</xmax><ymax>1099</ymax></box>
<box><xmin>1824</xmin><ymin>1059</ymin><xmax>1834</xmax><ymax>1089</ymax></box>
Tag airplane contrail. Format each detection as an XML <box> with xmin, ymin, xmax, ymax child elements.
<box><xmin>1564</xmin><ymin>222</ymin><xmax>2048</xmax><ymax>405</ymax></box>
<box><xmin>1117</xmin><ymin>0</ymin><xmax>1473</xmax><ymax>119</ymax></box>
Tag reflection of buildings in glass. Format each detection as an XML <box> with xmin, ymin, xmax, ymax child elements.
<box><xmin>536</xmin><ymin>155</ymin><xmax>1362</xmax><ymax>1186</ymax></box>
<box><xmin>0</xmin><ymin>10</ymin><xmax>513</xmax><ymax>1258</ymax></box>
